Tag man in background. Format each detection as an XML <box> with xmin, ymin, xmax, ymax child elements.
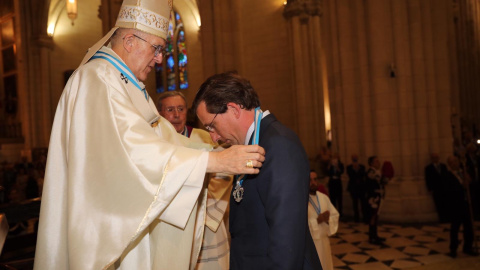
<box><xmin>346</xmin><ymin>154</ymin><xmax>367</xmax><ymax>223</ymax></box>
<box><xmin>327</xmin><ymin>153</ymin><xmax>344</xmax><ymax>216</ymax></box>
<box><xmin>445</xmin><ymin>155</ymin><xmax>477</xmax><ymax>258</ymax></box>
<box><xmin>424</xmin><ymin>153</ymin><xmax>449</xmax><ymax>223</ymax></box>
<box><xmin>157</xmin><ymin>91</ymin><xmax>213</xmax><ymax>143</ymax></box>
<box><xmin>365</xmin><ymin>156</ymin><xmax>385</xmax><ymax>245</ymax></box>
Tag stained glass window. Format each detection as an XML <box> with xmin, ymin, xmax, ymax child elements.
<box><xmin>155</xmin><ymin>10</ymin><xmax>188</xmax><ymax>93</ymax></box>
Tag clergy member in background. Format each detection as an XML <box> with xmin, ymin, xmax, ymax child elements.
<box><xmin>156</xmin><ymin>91</ymin><xmax>232</xmax><ymax>270</ymax></box>
<box><xmin>33</xmin><ymin>0</ymin><xmax>265</xmax><ymax>269</ymax></box>
<box><xmin>308</xmin><ymin>170</ymin><xmax>339</xmax><ymax>270</ymax></box>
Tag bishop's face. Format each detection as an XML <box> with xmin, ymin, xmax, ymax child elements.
<box><xmin>129</xmin><ymin>33</ymin><xmax>165</xmax><ymax>82</ymax></box>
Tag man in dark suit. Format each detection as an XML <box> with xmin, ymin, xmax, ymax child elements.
<box><xmin>346</xmin><ymin>154</ymin><xmax>368</xmax><ymax>223</ymax></box>
<box><xmin>445</xmin><ymin>155</ymin><xmax>477</xmax><ymax>258</ymax></box>
<box><xmin>193</xmin><ymin>72</ymin><xmax>322</xmax><ymax>270</ymax></box>
<box><xmin>424</xmin><ymin>153</ymin><xmax>449</xmax><ymax>223</ymax></box>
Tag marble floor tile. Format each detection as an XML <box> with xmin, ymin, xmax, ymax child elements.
<box><xmin>357</xmin><ymin>241</ymin><xmax>382</xmax><ymax>249</ymax></box>
<box><xmin>413</xmin><ymin>254</ymin><xmax>452</xmax><ymax>265</ymax></box>
<box><xmin>332</xmin><ymin>254</ymin><xmax>346</xmax><ymax>267</ymax></box>
<box><xmin>420</xmin><ymin>225</ymin><xmax>445</xmax><ymax>232</ymax></box>
<box><xmin>365</xmin><ymin>248</ymin><xmax>410</xmax><ymax>261</ymax></box>
<box><xmin>378</xmin><ymin>231</ymin><xmax>395</xmax><ymax>239</ymax></box>
<box><xmin>423</xmin><ymin>242</ymin><xmax>450</xmax><ymax>253</ymax></box>
<box><xmin>351</xmin><ymin>225</ymin><xmax>369</xmax><ymax>233</ymax></box>
<box><xmin>384</xmin><ymin>236</ymin><xmax>419</xmax><ymax>248</ymax></box>
<box><xmin>330</xmin><ymin>237</ymin><xmax>344</xmax><ymax>245</ymax></box>
<box><xmin>430</xmin><ymin>231</ymin><xmax>450</xmax><ymax>240</ymax></box>
<box><xmin>412</xmin><ymin>235</ymin><xmax>438</xmax><ymax>243</ymax></box>
<box><xmin>339</xmin><ymin>222</ymin><xmax>353</xmax><ymax>229</ymax></box>
<box><xmin>331</xmin><ymin>242</ymin><xmax>362</xmax><ymax>255</ymax></box>
<box><xmin>389</xmin><ymin>259</ymin><xmax>423</xmax><ymax>269</ymax></box>
<box><xmin>329</xmin><ymin>221</ymin><xmax>480</xmax><ymax>270</ymax></box>
<box><xmin>382</xmin><ymin>224</ymin><xmax>403</xmax><ymax>229</ymax></box>
<box><xmin>341</xmin><ymin>253</ymin><xmax>371</xmax><ymax>264</ymax></box>
<box><xmin>349</xmin><ymin>261</ymin><xmax>393</xmax><ymax>270</ymax></box>
<box><xmin>390</xmin><ymin>227</ymin><xmax>425</xmax><ymax>237</ymax></box>
<box><xmin>337</xmin><ymin>228</ymin><xmax>356</xmax><ymax>234</ymax></box>
<box><xmin>339</xmin><ymin>233</ymin><xmax>369</xmax><ymax>243</ymax></box>
<box><xmin>402</xmin><ymin>246</ymin><xmax>431</xmax><ymax>256</ymax></box>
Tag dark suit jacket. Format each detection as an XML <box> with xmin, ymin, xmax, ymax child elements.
<box><xmin>229</xmin><ymin>114</ymin><xmax>322</xmax><ymax>270</ymax></box>
<box><xmin>424</xmin><ymin>163</ymin><xmax>448</xmax><ymax>192</ymax></box>
<box><xmin>445</xmin><ymin>170</ymin><xmax>468</xmax><ymax>218</ymax></box>
<box><xmin>346</xmin><ymin>164</ymin><xmax>366</xmax><ymax>194</ymax></box>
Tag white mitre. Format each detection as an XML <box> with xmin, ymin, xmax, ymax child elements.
<box><xmin>79</xmin><ymin>0</ymin><xmax>172</xmax><ymax>66</ymax></box>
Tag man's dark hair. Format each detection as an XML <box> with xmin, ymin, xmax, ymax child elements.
<box><xmin>368</xmin><ymin>156</ymin><xmax>377</xmax><ymax>166</ymax></box>
<box><xmin>192</xmin><ymin>71</ymin><xmax>261</xmax><ymax>114</ymax></box>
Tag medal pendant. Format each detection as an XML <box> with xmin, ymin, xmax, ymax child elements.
<box><xmin>233</xmin><ymin>181</ymin><xmax>244</xmax><ymax>202</ymax></box>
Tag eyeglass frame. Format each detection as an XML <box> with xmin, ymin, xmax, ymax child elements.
<box><xmin>163</xmin><ymin>106</ymin><xmax>186</xmax><ymax>114</ymax></box>
<box><xmin>205</xmin><ymin>112</ymin><xmax>219</xmax><ymax>132</ymax></box>
<box><xmin>131</xmin><ymin>34</ymin><xmax>167</xmax><ymax>57</ymax></box>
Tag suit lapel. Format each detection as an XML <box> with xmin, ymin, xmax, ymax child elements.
<box><xmin>230</xmin><ymin>114</ymin><xmax>277</xmax><ymax>227</ymax></box>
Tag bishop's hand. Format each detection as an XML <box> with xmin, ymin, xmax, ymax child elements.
<box><xmin>207</xmin><ymin>145</ymin><xmax>265</xmax><ymax>175</ymax></box>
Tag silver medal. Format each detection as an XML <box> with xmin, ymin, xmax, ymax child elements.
<box><xmin>233</xmin><ymin>181</ymin><xmax>244</xmax><ymax>202</ymax></box>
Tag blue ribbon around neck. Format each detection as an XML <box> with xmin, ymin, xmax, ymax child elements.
<box><xmin>309</xmin><ymin>194</ymin><xmax>322</xmax><ymax>215</ymax></box>
<box><xmin>236</xmin><ymin>107</ymin><xmax>263</xmax><ymax>187</ymax></box>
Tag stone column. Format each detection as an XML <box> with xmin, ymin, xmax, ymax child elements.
<box><xmin>284</xmin><ymin>0</ymin><xmax>327</xmax><ymax>159</ymax></box>
<box><xmin>21</xmin><ymin>0</ymin><xmax>54</xmax><ymax>149</ymax></box>
<box><xmin>321</xmin><ymin>0</ymin><xmax>458</xmax><ymax>222</ymax></box>
<box><xmin>31</xmin><ymin>35</ymin><xmax>55</xmax><ymax>148</ymax></box>
<box><xmin>391</xmin><ymin>0</ymin><xmax>416</xmax><ymax>178</ymax></box>
<box><xmin>453</xmin><ymin>0</ymin><xmax>480</xmax><ymax>132</ymax></box>
<box><xmin>406</xmin><ymin>0</ymin><xmax>430</xmax><ymax>176</ymax></box>
<box><xmin>198</xmin><ymin>0</ymin><xmax>240</xmax><ymax>74</ymax></box>
<box><xmin>423</xmin><ymin>1</ymin><xmax>441</xmax><ymax>155</ymax></box>
<box><xmin>353</xmin><ymin>0</ymin><xmax>374</xmax><ymax>161</ymax></box>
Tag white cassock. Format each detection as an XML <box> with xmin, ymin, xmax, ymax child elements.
<box><xmin>188</xmin><ymin>129</ymin><xmax>231</xmax><ymax>270</ymax></box>
<box><xmin>307</xmin><ymin>191</ymin><xmax>339</xmax><ymax>270</ymax></box>
<box><xmin>195</xmin><ymin>173</ymin><xmax>232</xmax><ymax>270</ymax></box>
<box><xmin>34</xmin><ymin>46</ymin><xmax>211</xmax><ymax>270</ymax></box>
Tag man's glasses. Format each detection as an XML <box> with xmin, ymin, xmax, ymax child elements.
<box><xmin>164</xmin><ymin>106</ymin><xmax>185</xmax><ymax>114</ymax></box>
<box><xmin>132</xmin><ymin>34</ymin><xmax>167</xmax><ymax>57</ymax></box>
<box><xmin>205</xmin><ymin>113</ymin><xmax>219</xmax><ymax>132</ymax></box>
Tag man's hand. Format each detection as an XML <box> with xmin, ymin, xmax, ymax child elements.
<box><xmin>207</xmin><ymin>145</ymin><xmax>265</xmax><ymax>175</ymax></box>
<box><xmin>317</xmin><ymin>210</ymin><xmax>330</xmax><ymax>224</ymax></box>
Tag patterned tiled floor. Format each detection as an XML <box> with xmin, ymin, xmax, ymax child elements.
<box><xmin>331</xmin><ymin>221</ymin><xmax>480</xmax><ymax>270</ymax></box>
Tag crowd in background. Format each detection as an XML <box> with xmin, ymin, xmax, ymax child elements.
<box><xmin>0</xmin><ymin>155</ymin><xmax>46</xmax><ymax>205</ymax></box>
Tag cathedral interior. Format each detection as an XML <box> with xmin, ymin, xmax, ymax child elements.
<box><xmin>0</xmin><ymin>0</ymin><xmax>480</xmax><ymax>269</ymax></box>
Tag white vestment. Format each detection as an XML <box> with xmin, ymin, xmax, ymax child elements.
<box><xmin>34</xmin><ymin>47</ymin><xmax>211</xmax><ymax>270</ymax></box>
<box><xmin>308</xmin><ymin>191</ymin><xmax>339</xmax><ymax>270</ymax></box>
<box><xmin>195</xmin><ymin>172</ymin><xmax>232</xmax><ymax>270</ymax></box>
<box><xmin>187</xmin><ymin>129</ymin><xmax>232</xmax><ymax>270</ymax></box>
